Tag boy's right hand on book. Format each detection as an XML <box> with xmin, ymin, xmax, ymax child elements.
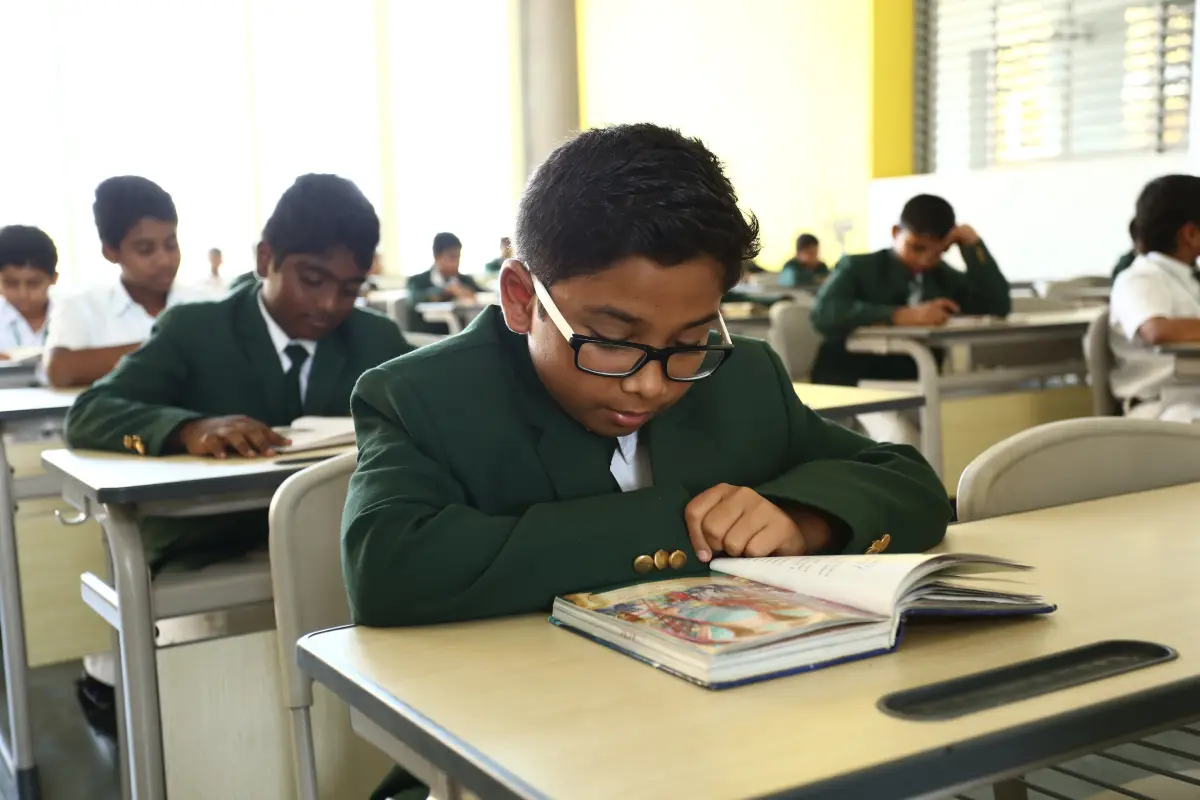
<box><xmin>685</xmin><ymin>484</ymin><xmax>820</xmax><ymax>563</ymax></box>
<box><xmin>175</xmin><ymin>416</ymin><xmax>290</xmax><ymax>459</ymax></box>
<box><xmin>892</xmin><ymin>298</ymin><xmax>959</xmax><ymax>327</ymax></box>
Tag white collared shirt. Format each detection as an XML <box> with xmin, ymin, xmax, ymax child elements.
<box><xmin>44</xmin><ymin>280</ymin><xmax>211</xmax><ymax>351</ymax></box>
<box><xmin>1109</xmin><ymin>251</ymin><xmax>1200</xmax><ymax>400</ymax></box>
<box><xmin>0</xmin><ymin>298</ymin><xmax>49</xmax><ymax>351</ymax></box>
<box><xmin>256</xmin><ymin>289</ymin><xmax>317</xmax><ymax>401</ymax></box>
<box><xmin>610</xmin><ymin>431</ymin><xmax>653</xmax><ymax>492</ymax></box>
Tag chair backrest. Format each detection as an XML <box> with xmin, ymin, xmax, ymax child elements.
<box><xmin>767</xmin><ymin>300</ymin><xmax>822</xmax><ymax>380</ymax></box>
<box><xmin>1083</xmin><ymin>308</ymin><xmax>1117</xmax><ymax>416</ymax></box>
<box><xmin>269</xmin><ymin>451</ymin><xmax>358</xmax><ymax>707</ymax></box>
<box><xmin>957</xmin><ymin>417</ymin><xmax>1200</xmax><ymax>522</ymax></box>
<box><xmin>1041</xmin><ymin>276</ymin><xmax>1108</xmax><ymax>300</ymax></box>
<box><xmin>1009</xmin><ymin>295</ymin><xmax>1076</xmax><ymax>312</ymax></box>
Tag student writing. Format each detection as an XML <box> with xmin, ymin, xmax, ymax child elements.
<box><xmin>0</xmin><ymin>225</ymin><xmax>57</xmax><ymax>353</ymax></box>
<box><xmin>43</xmin><ymin>176</ymin><xmax>211</xmax><ymax>387</ymax></box>
<box><xmin>779</xmin><ymin>233</ymin><xmax>829</xmax><ymax>288</ymax></box>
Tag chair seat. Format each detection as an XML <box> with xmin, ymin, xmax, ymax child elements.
<box><xmin>153</xmin><ymin>550</ymin><xmax>273</xmax><ymax>619</ymax></box>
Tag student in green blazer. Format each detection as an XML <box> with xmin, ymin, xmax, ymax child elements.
<box><xmin>344</xmin><ymin>125</ymin><xmax>953</xmax><ymax>800</ymax></box>
<box><xmin>810</xmin><ymin>194</ymin><xmax>1011</xmax><ymax>386</ymax></box>
<box><xmin>483</xmin><ymin>235</ymin><xmax>512</xmax><ymax>273</ymax></box>
<box><xmin>1111</xmin><ymin>219</ymin><xmax>1142</xmax><ymax>282</ymax></box>
<box><xmin>779</xmin><ymin>232</ymin><xmax>829</xmax><ymax>288</ymax></box>
<box><xmin>405</xmin><ymin>232</ymin><xmax>484</xmax><ymax>334</ymax></box>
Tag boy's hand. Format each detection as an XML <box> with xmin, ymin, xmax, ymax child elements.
<box><xmin>892</xmin><ymin>298</ymin><xmax>959</xmax><ymax>327</ymax></box>
<box><xmin>685</xmin><ymin>484</ymin><xmax>832</xmax><ymax>563</ymax></box>
<box><xmin>949</xmin><ymin>224</ymin><xmax>980</xmax><ymax>246</ymax></box>
<box><xmin>176</xmin><ymin>415</ymin><xmax>290</xmax><ymax>459</ymax></box>
<box><xmin>447</xmin><ymin>283</ymin><xmax>476</xmax><ymax>302</ymax></box>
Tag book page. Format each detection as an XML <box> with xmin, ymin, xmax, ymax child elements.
<box><xmin>712</xmin><ymin>555</ymin><xmax>943</xmax><ymax>616</ymax></box>
<box><xmin>274</xmin><ymin>416</ymin><xmax>355</xmax><ymax>453</ymax></box>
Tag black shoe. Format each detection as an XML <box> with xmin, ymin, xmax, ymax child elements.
<box><xmin>75</xmin><ymin>673</ymin><xmax>117</xmax><ymax>740</ymax></box>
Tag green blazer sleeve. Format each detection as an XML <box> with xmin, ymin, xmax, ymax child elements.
<box><xmin>810</xmin><ymin>256</ymin><xmax>897</xmax><ymax>338</ymax></box>
<box><xmin>405</xmin><ymin>272</ymin><xmax>450</xmax><ymax>304</ymax></box>
<box><xmin>342</xmin><ymin>370</ymin><xmax>706</xmax><ymax>628</ymax></box>
<box><xmin>752</xmin><ymin>347</ymin><xmax>951</xmax><ymax>555</ymax></box>
<box><xmin>461</xmin><ymin>274</ymin><xmax>483</xmax><ymax>293</ymax></box>
<box><xmin>64</xmin><ymin>307</ymin><xmax>203</xmax><ymax>455</ymax></box>
<box><xmin>939</xmin><ymin>240</ymin><xmax>1011</xmax><ymax>316</ymax></box>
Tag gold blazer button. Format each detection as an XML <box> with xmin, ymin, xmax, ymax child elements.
<box><xmin>633</xmin><ymin>555</ymin><xmax>655</xmax><ymax>574</ymax></box>
<box><xmin>866</xmin><ymin>534</ymin><xmax>891</xmax><ymax>554</ymax></box>
<box><xmin>653</xmin><ymin>549</ymin><xmax>669</xmax><ymax>571</ymax></box>
<box><xmin>668</xmin><ymin>550</ymin><xmax>688</xmax><ymax>570</ymax></box>
<box><xmin>123</xmin><ymin>435</ymin><xmax>146</xmax><ymax>455</ymax></box>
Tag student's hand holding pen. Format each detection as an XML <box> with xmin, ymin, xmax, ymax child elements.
<box><xmin>684</xmin><ymin>484</ymin><xmax>833</xmax><ymax>563</ymax></box>
<box><xmin>892</xmin><ymin>298</ymin><xmax>959</xmax><ymax>327</ymax></box>
<box><xmin>174</xmin><ymin>415</ymin><xmax>290</xmax><ymax>459</ymax></box>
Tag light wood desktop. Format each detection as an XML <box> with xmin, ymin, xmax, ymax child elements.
<box><xmin>299</xmin><ymin>483</ymin><xmax>1200</xmax><ymax>800</ymax></box>
<box><xmin>793</xmin><ymin>382</ymin><xmax>923</xmax><ymax>418</ymax></box>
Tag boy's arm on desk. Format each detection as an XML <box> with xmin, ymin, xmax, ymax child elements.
<box><xmin>341</xmin><ymin>373</ymin><xmax>706</xmax><ymax>628</ymax></box>
<box><xmin>44</xmin><ymin>343</ymin><xmax>141</xmax><ymax>389</ymax></box>
<box><xmin>809</xmin><ymin>256</ymin><xmax>898</xmax><ymax>338</ymax></box>
<box><xmin>64</xmin><ymin>311</ymin><xmax>202</xmax><ymax>455</ymax></box>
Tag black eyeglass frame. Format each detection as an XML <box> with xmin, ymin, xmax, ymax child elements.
<box><xmin>564</xmin><ymin>334</ymin><xmax>735</xmax><ymax>382</ymax></box>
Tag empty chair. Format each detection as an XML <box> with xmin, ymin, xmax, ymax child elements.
<box><xmin>767</xmin><ymin>300</ymin><xmax>822</xmax><ymax>380</ymax></box>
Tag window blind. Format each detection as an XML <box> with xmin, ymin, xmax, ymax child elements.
<box><xmin>919</xmin><ymin>0</ymin><xmax>1195</xmax><ymax>172</ymax></box>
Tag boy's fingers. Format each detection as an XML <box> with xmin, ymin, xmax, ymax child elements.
<box><xmin>223</xmin><ymin>430</ymin><xmax>256</xmax><ymax>458</ymax></box>
<box><xmin>684</xmin><ymin>484</ymin><xmax>735</xmax><ymax>562</ymax></box>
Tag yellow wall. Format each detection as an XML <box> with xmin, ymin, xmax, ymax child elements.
<box><xmin>576</xmin><ymin>0</ymin><xmax>912</xmax><ymax>267</ymax></box>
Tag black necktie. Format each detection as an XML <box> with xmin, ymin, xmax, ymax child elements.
<box><xmin>284</xmin><ymin>343</ymin><xmax>309</xmax><ymax>421</ymax></box>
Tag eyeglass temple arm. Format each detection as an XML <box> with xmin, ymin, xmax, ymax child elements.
<box><xmin>531</xmin><ymin>277</ymin><xmax>577</xmax><ymax>340</ymax></box>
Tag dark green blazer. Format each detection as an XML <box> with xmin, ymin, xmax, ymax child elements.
<box><xmin>404</xmin><ymin>268</ymin><xmax>484</xmax><ymax>334</ymax></box>
<box><xmin>483</xmin><ymin>257</ymin><xmax>503</xmax><ymax>274</ymax></box>
<box><xmin>1111</xmin><ymin>249</ymin><xmax>1137</xmax><ymax>283</ymax></box>
<box><xmin>342</xmin><ymin>305</ymin><xmax>951</xmax><ymax>629</ymax></box>
<box><xmin>779</xmin><ymin>258</ymin><xmax>829</xmax><ymax>288</ymax></box>
<box><xmin>227</xmin><ymin>271</ymin><xmax>259</xmax><ymax>292</ymax></box>
<box><xmin>809</xmin><ymin>243</ymin><xmax>1011</xmax><ymax>386</ymax></box>
<box><xmin>64</xmin><ymin>283</ymin><xmax>412</xmax><ymax>570</ymax></box>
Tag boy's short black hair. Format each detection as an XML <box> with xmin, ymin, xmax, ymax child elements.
<box><xmin>93</xmin><ymin>176</ymin><xmax>178</xmax><ymax>250</ymax></box>
<box><xmin>500</xmin><ymin>236</ymin><xmax>511</xmax><ymax>246</ymax></box>
<box><xmin>209</xmin><ymin>247</ymin><xmax>222</xmax><ymax>256</ymax></box>
<box><xmin>515</xmin><ymin>123</ymin><xmax>760</xmax><ymax>290</ymax></box>
<box><xmin>0</xmin><ymin>226</ymin><xmax>58</xmax><ymax>277</ymax></box>
<box><xmin>796</xmin><ymin>233</ymin><xmax>819</xmax><ymax>250</ymax></box>
<box><xmin>1135</xmin><ymin>175</ymin><xmax>1200</xmax><ymax>255</ymax></box>
<box><xmin>262</xmin><ymin>174</ymin><xmax>379</xmax><ymax>271</ymax></box>
<box><xmin>433</xmin><ymin>232</ymin><xmax>462</xmax><ymax>256</ymax></box>
<box><xmin>899</xmin><ymin>194</ymin><xmax>956</xmax><ymax>239</ymax></box>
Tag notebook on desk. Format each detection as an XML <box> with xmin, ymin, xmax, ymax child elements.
<box><xmin>551</xmin><ymin>553</ymin><xmax>1054</xmax><ymax>689</ymax></box>
<box><xmin>274</xmin><ymin>416</ymin><xmax>355</xmax><ymax>454</ymax></box>
<box><xmin>1</xmin><ymin>347</ymin><xmax>43</xmax><ymax>365</ymax></box>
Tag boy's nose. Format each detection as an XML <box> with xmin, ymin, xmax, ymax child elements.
<box><xmin>620</xmin><ymin>360</ymin><xmax>669</xmax><ymax>400</ymax></box>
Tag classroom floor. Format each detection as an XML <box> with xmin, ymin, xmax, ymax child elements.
<box><xmin>0</xmin><ymin>659</ymin><xmax>119</xmax><ymax>800</ymax></box>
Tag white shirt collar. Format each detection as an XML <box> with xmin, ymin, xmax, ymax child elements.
<box><xmin>430</xmin><ymin>266</ymin><xmax>446</xmax><ymax>287</ymax></box>
<box><xmin>1143</xmin><ymin>251</ymin><xmax>1197</xmax><ymax>279</ymax></box>
<box><xmin>106</xmin><ymin>279</ymin><xmax>191</xmax><ymax>318</ymax></box>
<box><xmin>614</xmin><ymin>431</ymin><xmax>638</xmax><ymax>464</ymax></box>
<box><xmin>256</xmin><ymin>288</ymin><xmax>317</xmax><ymax>358</ymax></box>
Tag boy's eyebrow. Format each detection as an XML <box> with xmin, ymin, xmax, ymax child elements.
<box><xmin>583</xmin><ymin>305</ymin><xmax>720</xmax><ymax>330</ymax></box>
<box><xmin>296</xmin><ymin>260</ymin><xmax>366</xmax><ymax>284</ymax></box>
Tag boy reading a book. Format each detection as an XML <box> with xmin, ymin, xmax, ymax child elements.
<box><xmin>347</xmin><ymin>123</ymin><xmax>951</xmax><ymax>800</ymax></box>
<box><xmin>0</xmin><ymin>225</ymin><xmax>57</xmax><ymax>352</ymax></box>
<box><xmin>65</xmin><ymin>174</ymin><xmax>411</xmax><ymax>737</ymax></box>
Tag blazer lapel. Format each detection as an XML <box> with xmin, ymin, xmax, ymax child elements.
<box><xmin>232</xmin><ymin>289</ymin><xmax>292</xmax><ymax>425</ymax></box>
<box><xmin>644</xmin><ymin>387</ymin><xmax>719</xmax><ymax>495</ymax></box>
<box><xmin>305</xmin><ymin>328</ymin><xmax>351</xmax><ymax>416</ymax></box>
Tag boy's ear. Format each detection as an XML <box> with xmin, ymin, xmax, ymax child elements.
<box><xmin>101</xmin><ymin>243</ymin><xmax>121</xmax><ymax>265</ymax></box>
<box><xmin>255</xmin><ymin>242</ymin><xmax>273</xmax><ymax>278</ymax></box>
<box><xmin>498</xmin><ymin>259</ymin><xmax>536</xmax><ymax>335</ymax></box>
<box><xmin>49</xmin><ymin>272</ymin><xmax>58</xmax><ymax>286</ymax></box>
<box><xmin>891</xmin><ymin>224</ymin><xmax>902</xmax><ymax>240</ymax></box>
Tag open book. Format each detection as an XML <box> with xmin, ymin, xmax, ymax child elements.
<box><xmin>273</xmin><ymin>416</ymin><xmax>356</xmax><ymax>454</ymax></box>
<box><xmin>2</xmin><ymin>346</ymin><xmax>44</xmax><ymax>366</ymax></box>
<box><xmin>551</xmin><ymin>554</ymin><xmax>1054</xmax><ymax>689</ymax></box>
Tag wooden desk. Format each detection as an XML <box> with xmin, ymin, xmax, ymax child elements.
<box><xmin>0</xmin><ymin>388</ymin><xmax>79</xmax><ymax>797</ymax></box>
<box><xmin>1158</xmin><ymin>341</ymin><xmax>1200</xmax><ymax>381</ymax></box>
<box><xmin>298</xmin><ymin>483</ymin><xmax>1200</xmax><ymax>800</ymax></box>
<box><xmin>793</xmin><ymin>382</ymin><xmax>924</xmax><ymax>418</ymax></box>
<box><xmin>848</xmin><ymin>309</ymin><xmax>1101</xmax><ymax>478</ymax></box>
<box><xmin>414</xmin><ymin>298</ymin><xmax>495</xmax><ymax>335</ymax></box>
<box><xmin>0</xmin><ymin>361</ymin><xmax>38</xmax><ymax>390</ymax></box>
<box><xmin>40</xmin><ymin>446</ymin><xmax>349</xmax><ymax>800</ymax></box>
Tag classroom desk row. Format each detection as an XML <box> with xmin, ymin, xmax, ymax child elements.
<box><xmin>299</xmin><ymin>482</ymin><xmax>1200</xmax><ymax>800</ymax></box>
<box><xmin>0</xmin><ymin>381</ymin><xmax>919</xmax><ymax>799</ymax></box>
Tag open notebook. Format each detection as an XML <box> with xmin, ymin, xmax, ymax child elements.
<box><xmin>273</xmin><ymin>416</ymin><xmax>356</xmax><ymax>454</ymax></box>
<box><xmin>551</xmin><ymin>554</ymin><xmax>1054</xmax><ymax>689</ymax></box>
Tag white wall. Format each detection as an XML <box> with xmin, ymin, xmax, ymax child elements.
<box><xmin>867</xmin><ymin>153</ymin><xmax>1188</xmax><ymax>282</ymax></box>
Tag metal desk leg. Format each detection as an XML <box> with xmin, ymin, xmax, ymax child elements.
<box><xmin>0</xmin><ymin>431</ymin><xmax>39</xmax><ymax>798</ymax></box>
<box><xmin>848</xmin><ymin>338</ymin><xmax>944</xmax><ymax>478</ymax></box>
<box><xmin>103</xmin><ymin>534</ymin><xmax>131</xmax><ymax>800</ymax></box>
<box><xmin>101</xmin><ymin>504</ymin><xmax>165</xmax><ymax>800</ymax></box>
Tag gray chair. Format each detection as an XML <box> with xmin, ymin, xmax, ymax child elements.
<box><xmin>958</xmin><ymin>416</ymin><xmax>1200</xmax><ymax>522</ymax></box>
<box><xmin>1083</xmin><ymin>308</ymin><xmax>1118</xmax><ymax>416</ymax></box>
<box><xmin>767</xmin><ymin>300</ymin><xmax>822</xmax><ymax>380</ymax></box>
<box><xmin>958</xmin><ymin>417</ymin><xmax>1200</xmax><ymax>800</ymax></box>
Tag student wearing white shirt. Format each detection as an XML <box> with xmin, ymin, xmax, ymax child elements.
<box><xmin>1110</xmin><ymin>174</ymin><xmax>1200</xmax><ymax>421</ymax></box>
<box><xmin>44</xmin><ymin>176</ymin><xmax>208</xmax><ymax>387</ymax></box>
<box><xmin>0</xmin><ymin>225</ymin><xmax>57</xmax><ymax>353</ymax></box>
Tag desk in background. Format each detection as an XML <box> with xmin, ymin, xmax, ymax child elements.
<box><xmin>848</xmin><ymin>309</ymin><xmax>1100</xmax><ymax>478</ymax></box>
<box><xmin>1159</xmin><ymin>341</ymin><xmax>1200</xmax><ymax>381</ymax></box>
<box><xmin>299</xmin><ymin>482</ymin><xmax>1200</xmax><ymax>800</ymax></box>
<box><xmin>41</xmin><ymin>447</ymin><xmax>350</xmax><ymax>800</ymax></box>
<box><xmin>793</xmin><ymin>382</ymin><xmax>923</xmax><ymax>419</ymax></box>
<box><xmin>414</xmin><ymin>294</ymin><xmax>497</xmax><ymax>335</ymax></box>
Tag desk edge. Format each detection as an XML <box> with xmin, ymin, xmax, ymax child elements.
<box><xmin>814</xmin><ymin>395</ymin><xmax>926</xmax><ymax>419</ymax></box>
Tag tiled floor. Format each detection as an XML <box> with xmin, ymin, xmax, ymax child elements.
<box><xmin>0</xmin><ymin>660</ymin><xmax>119</xmax><ymax>800</ymax></box>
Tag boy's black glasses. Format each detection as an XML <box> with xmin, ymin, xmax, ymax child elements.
<box><xmin>532</xmin><ymin>277</ymin><xmax>734</xmax><ymax>382</ymax></box>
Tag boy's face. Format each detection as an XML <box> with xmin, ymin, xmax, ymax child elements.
<box><xmin>434</xmin><ymin>246</ymin><xmax>461</xmax><ymax>276</ymax></box>
<box><xmin>208</xmin><ymin>250</ymin><xmax>222</xmax><ymax>271</ymax></box>
<box><xmin>104</xmin><ymin>218</ymin><xmax>180</xmax><ymax>294</ymax></box>
<box><xmin>892</xmin><ymin>225</ymin><xmax>947</xmax><ymax>273</ymax></box>
<box><xmin>797</xmin><ymin>245</ymin><xmax>820</xmax><ymax>267</ymax></box>
<box><xmin>257</xmin><ymin>242</ymin><xmax>365</xmax><ymax>341</ymax></box>
<box><xmin>501</xmin><ymin>255</ymin><xmax>725</xmax><ymax>438</ymax></box>
<box><xmin>0</xmin><ymin>265</ymin><xmax>54</xmax><ymax>320</ymax></box>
